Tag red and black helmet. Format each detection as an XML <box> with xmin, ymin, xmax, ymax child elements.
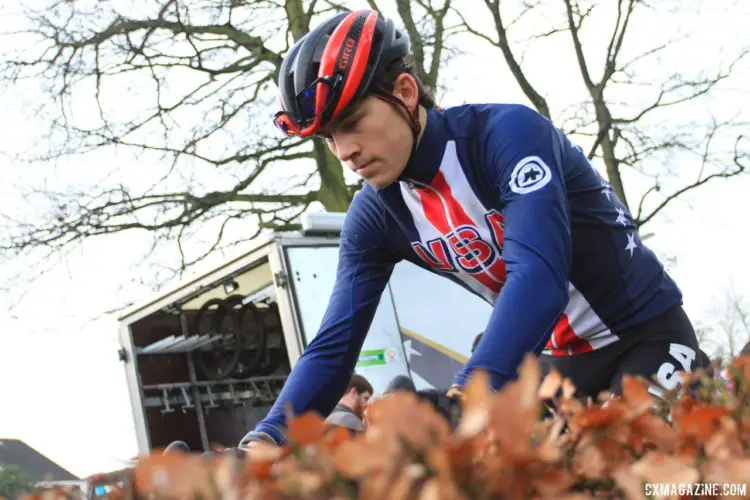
<box><xmin>273</xmin><ymin>10</ymin><xmax>410</xmax><ymax>138</ymax></box>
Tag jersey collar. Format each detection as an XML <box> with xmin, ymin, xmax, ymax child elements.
<box><xmin>397</xmin><ymin>106</ymin><xmax>448</xmax><ymax>185</ymax></box>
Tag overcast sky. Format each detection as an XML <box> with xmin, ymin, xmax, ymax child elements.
<box><xmin>0</xmin><ymin>0</ymin><xmax>748</xmax><ymax>478</ymax></box>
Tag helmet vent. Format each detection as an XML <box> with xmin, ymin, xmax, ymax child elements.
<box><xmin>349</xmin><ymin>14</ymin><xmax>366</xmax><ymax>41</ymax></box>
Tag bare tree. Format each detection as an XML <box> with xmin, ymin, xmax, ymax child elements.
<box><xmin>0</xmin><ymin>0</ymin><xmax>456</xmax><ymax>284</ymax></box>
<box><xmin>713</xmin><ymin>281</ymin><xmax>750</xmax><ymax>362</ymax></box>
<box><xmin>455</xmin><ymin>0</ymin><xmax>749</xmax><ymax>227</ymax></box>
<box><xmin>700</xmin><ymin>280</ymin><xmax>750</xmax><ymax>365</ymax></box>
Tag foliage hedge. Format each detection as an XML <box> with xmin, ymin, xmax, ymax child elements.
<box><xmin>20</xmin><ymin>355</ymin><xmax>750</xmax><ymax>499</ymax></box>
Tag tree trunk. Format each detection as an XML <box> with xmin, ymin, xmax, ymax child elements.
<box><xmin>594</xmin><ymin>101</ymin><xmax>629</xmax><ymax>210</ymax></box>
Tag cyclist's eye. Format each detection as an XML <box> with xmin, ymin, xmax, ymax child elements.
<box><xmin>342</xmin><ymin>117</ymin><xmax>360</xmax><ymax>132</ymax></box>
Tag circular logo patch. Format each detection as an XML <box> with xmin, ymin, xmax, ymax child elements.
<box><xmin>509</xmin><ymin>156</ymin><xmax>552</xmax><ymax>194</ymax></box>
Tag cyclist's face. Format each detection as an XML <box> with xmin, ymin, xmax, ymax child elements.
<box><xmin>323</xmin><ymin>75</ymin><xmax>419</xmax><ymax>189</ymax></box>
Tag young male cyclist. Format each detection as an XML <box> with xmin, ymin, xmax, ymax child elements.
<box><xmin>242</xmin><ymin>9</ymin><xmax>706</xmax><ymax>447</ymax></box>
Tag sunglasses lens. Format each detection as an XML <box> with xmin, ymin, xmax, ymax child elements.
<box><xmin>298</xmin><ymin>85</ymin><xmax>318</xmax><ymax>119</ymax></box>
<box><xmin>274</xmin><ymin>114</ymin><xmax>297</xmax><ymax>137</ymax></box>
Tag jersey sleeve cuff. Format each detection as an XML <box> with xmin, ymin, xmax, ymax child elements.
<box><xmin>239</xmin><ymin>424</ymin><xmax>286</xmax><ymax>447</ymax></box>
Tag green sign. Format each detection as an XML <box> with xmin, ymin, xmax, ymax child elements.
<box><xmin>357</xmin><ymin>349</ymin><xmax>387</xmax><ymax>367</ymax></box>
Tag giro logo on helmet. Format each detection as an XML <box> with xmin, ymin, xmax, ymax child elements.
<box><xmin>339</xmin><ymin>38</ymin><xmax>356</xmax><ymax>70</ymax></box>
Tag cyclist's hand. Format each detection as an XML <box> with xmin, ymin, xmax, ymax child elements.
<box><xmin>445</xmin><ymin>386</ymin><xmax>464</xmax><ymax>399</ymax></box>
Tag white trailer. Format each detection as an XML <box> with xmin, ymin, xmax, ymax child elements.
<box><xmin>117</xmin><ymin>212</ymin><xmax>493</xmax><ymax>455</ymax></box>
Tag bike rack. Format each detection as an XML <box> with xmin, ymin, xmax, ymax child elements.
<box><xmin>135</xmin><ymin>285</ymin><xmax>279</xmax><ymax>355</ymax></box>
<box><xmin>136</xmin><ymin>284</ymin><xmax>285</xmax><ymax>453</ymax></box>
<box><xmin>142</xmin><ymin>375</ymin><xmax>289</xmax><ymax>412</ymax></box>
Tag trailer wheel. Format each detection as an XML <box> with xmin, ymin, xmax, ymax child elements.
<box><xmin>193</xmin><ymin>297</ymin><xmax>243</xmax><ymax>381</ymax></box>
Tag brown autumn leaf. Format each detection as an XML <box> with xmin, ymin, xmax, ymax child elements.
<box><xmin>593</xmin><ymin>437</ymin><xmax>632</xmax><ymax>474</ymax></box>
<box><xmin>611</xmin><ymin>466</ymin><xmax>646</xmax><ymax>500</ymax></box>
<box><xmin>700</xmin><ymin>457</ymin><xmax>750</xmax><ymax>485</ymax></box>
<box><xmin>562</xmin><ymin>376</ymin><xmax>576</xmax><ymax>400</ymax></box>
<box><xmin>321</xmin><ymin>425</ymin><xmax>353</xmax><ymax>452</ymax></box>
<box><xmin>517</xmin><ymin>354</ymin><xmax>542</xmax><ymax>407</ymax></box>
<box><xmin>358</xmin><ymin>475</ymin><xmax>393</xmax><ymax>500</ymax></box>
<box><xmin>538</xmin><ymin>369</ymin><xmax>563</xmax><ymax>400</ymax></box>
<box><xmin>629</xmin><ymin>451</ymin><xmax>699</xmax><ymax>486</ymax></box>
<box><xmin>245</xmin><ymin>441</ymin><xmax>284</xmax><ymax>480</ymax></box>
<box><xmin>676</xmin><ymin>406</ymin><xmax>731</xmax><ymax>441</ymax></box>
<box><xmin>551</xmin><ymin>495</ymin><xmax>598</xmax><ymax>500</ymax></box>
<box><xmin>488</xmin><ymin>355</ymin><xmax>541</xmax><ymax>457</ymax></box>
<box><xmin>534</xmin><ymin>416</ymin><xmax>567</xmax><ymax>462</ymax></box>
<box><xmin>417</xmin><ymin>478</ymin><xmax>441</xmax><ymax>500</ymax></box>
<box><xmin>384</xmin><ymin>464</ymin><xmax>426</xmax><ymax>500</ymax></box>
<box><xmin>286</xmin><ymin>411</ymin><xmax>328</xmax><ymax>446</ymax></box>
<box><xmin>620</xmin><ymin>375</ymin><xmax>656</xmax><ymax>417</ymax></box>
<box><xmin>573</xmin><ymin>437</ymin><xmax>608</xmax><ymax>480</ymax></box>
<box><xmin>726</xmin><ymin>355</ymin><xmax>750</xmax><ymax>388</ymax></box>
<box><xmin>333</xmin><ymin>435</ymin><xmax>395</xmax><ymax>479</ymax></box>
<box><xmin>572</xmin><ymin>403</ymin><xmax>628</xmax><ymax>432</ymax></box>
<box><xmin>457</xmin><ymin>369</ymin><xmax>492</xmax><ymax>439</ymax></box>
<box><xmin>132</xmin><ymin>452</ymin><xmax>216</xmax><ymax>499</ymax></box>
<box><xmin>367</xmin><ymin>391</ymin><xmax>451</xmax><ymax>450</ymax></box>
<box><xmin>444</xmin><ymin>436</ymin><xmax>477</xmax><ymax>485</ymax></box>
<box><xmin>278</xmin><ymin>470</ymin><xmax>324</xmax><ymax>497</ymax></box>
<box><xmin>628</xmin><ymin>413</ymin><xmax>678</xmax><ymax>453</ymax></box>
<box><xmin>703</xmin><ymin>415</ymin><xmax>744</xmax><ymax>459</ymax></box>
<box><xmin>534</xmin><ymin>466</ymin><xmax>577</xmax><ymax>497</ymax></box>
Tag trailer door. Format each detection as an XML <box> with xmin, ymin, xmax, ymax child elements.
<box><xmin>283</xmin><ymin>244</ymin><xmax>411</xmax><ymax>395</ymax></box>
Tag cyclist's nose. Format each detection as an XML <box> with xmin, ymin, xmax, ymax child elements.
<box><xmin>331</xmin><ymin>134</ymin><xmax>361</xmax><ymax>164</ymax></box>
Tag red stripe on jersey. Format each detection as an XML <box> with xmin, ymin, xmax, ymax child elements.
<box><xmin>416</xmin><ymin>186</ymin><xmax>501</xmax><ymax>293</ymax></box>
<box><xmin>426</xmin><ymin>172</ymin><xmax>507</xmax><ymax>288</ymax></box>
<box><xmin>545</xmin><ymin>313</ymin><xmax>593</xmax><ymax>356</ymax></box>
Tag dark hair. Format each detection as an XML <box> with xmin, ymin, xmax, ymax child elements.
<box><xmin>348</xmin><ymin>373</ymin><xmax>374</xmax><ymax>395</ymax></box>
<box><xmin>740</xmin><ymin>341</ymin><xmax>750</xmax><ymax>357</ymax></box>
<box><xmin>373</xmin><ymin>56</ymin><xmax>436</xmax><ymax>109</ymax></box>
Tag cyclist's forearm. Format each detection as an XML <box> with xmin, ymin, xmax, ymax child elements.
<box><xmin>246</xmin><ymin>244</ymin><xmax>395</xmax><ymax>445</ymax></box>
<box><xmin>454</xmin><ymin>267</ymin><xmax>568</xmax><ymax>390</ymax></box>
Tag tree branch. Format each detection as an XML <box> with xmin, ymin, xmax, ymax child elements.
<box><xmin>453</xmin><ymin>2</ymin><xmax>550</xmax><ymax>118</ymax></box>
<box><xmin>636</xmin><ymin>134</ymin><xmax>747</xmax><ymax>226</ymax></box>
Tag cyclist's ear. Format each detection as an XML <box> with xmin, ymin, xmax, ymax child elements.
<box><xmin>391</xmin><ymin>73</ymin><xmax>419</xmax><ymax>112</ymax></box>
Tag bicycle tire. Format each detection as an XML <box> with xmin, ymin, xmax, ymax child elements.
<box><xmin>255</xmin><ymin>303</ymin><xmax>285</xmax><ymax>376</ymax></box>
<box><xmin>193</xmin><ymin>297</ymin><xmax>243</xmax><ymax>381</ymax></box>
<box><xmin>232</xmin><ymin>302</ymin><xmax>269</xmax><ymax>379</ymax></box>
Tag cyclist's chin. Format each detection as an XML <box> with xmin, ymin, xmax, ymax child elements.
<box><xmin>362</xmin><ymin>164</ymin><xmax>402</xmax><ymax>189</ymax></box>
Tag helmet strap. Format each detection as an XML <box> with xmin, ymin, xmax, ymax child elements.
<box><xmin>370</xmin><ymin>86</ymin><xmax>422</xmax><ymax>160</ymax></box>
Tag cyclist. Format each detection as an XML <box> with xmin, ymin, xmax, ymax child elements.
<box><xmin>242</xmin><ymin>9</ymin><xmax>706</xmax><ymax>447</ymax></box>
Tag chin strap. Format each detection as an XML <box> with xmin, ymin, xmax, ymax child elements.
<box><xmin>370</xmin><ymin>86</ymin><xmax>422</xmax><ymax>160</ymax></box>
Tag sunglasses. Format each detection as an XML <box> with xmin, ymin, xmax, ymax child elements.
<box><xmin>273</xmin><ymin>73</ymin><xmax>344</xmax><ymax>138</ymax></box>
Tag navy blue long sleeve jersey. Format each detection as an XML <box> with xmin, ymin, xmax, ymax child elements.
<box><xmin>251</xmin><ymin>103</ymin><xmax>682</xmax><ymax>444</ymax></box>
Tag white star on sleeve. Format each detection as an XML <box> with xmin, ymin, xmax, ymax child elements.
<box><xmin>616</xmin><ymin>207</ymin><xmax>628</xmax><ymax>226</ymax></box>
<box><xmin>625</xmin><ymin>232</ymin><xmax>638</xmax><ymax>257</ymax></box>
<box><xmin>601</xmin><ymin>181</ymin><xmax>611</xmax><ymax>201</ymax></box>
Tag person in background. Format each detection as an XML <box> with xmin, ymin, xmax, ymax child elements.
<box><xmin>324</xmin><ymin>373</ymin><xmax>373</xmax><ymax>433</ymax></box>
